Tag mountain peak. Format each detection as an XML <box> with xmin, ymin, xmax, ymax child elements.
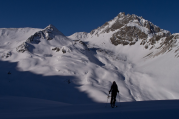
<box><xmin>44</xmin><ymin>24</ymin><xmax>64</xmax><ymax>36</ymax></box>
<box><xmin>45</xmin><ymin>24</ymin><xmax>58</xmax><ymax>31</ymax></box>
<box><xmin>46</xmin><ymin>24</ymin><xmax>58</xmax><ymax>30</ymax></box>
<box><xmin>48</xmin><ymin>24</ymin><xmax>55</xmax><ymax>27</ymax></box>
<box><xmin>118</xmin><ymin>12</ymin><xmax>125</xmax><ymax>17</ymax></box>
<box><xmin>90</xmin><ymin>12</ymin><xmax>171</xmax><ymax>36</ymax></box>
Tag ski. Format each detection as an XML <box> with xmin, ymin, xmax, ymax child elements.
<box><xmin>111</xmin><ymin>105</ymin><xmax>117</xmax><ymax>108</ymax></box>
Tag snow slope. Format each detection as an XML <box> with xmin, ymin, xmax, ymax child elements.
<box><xmin>0</xmin><ymin>24</ymin><xmax>136</xmax><ymax>103</ymax></box>
<box><xmin>0</xmin><ymin>27</ymin><xmax>41</xmax><ymax>55</ymax></box>
<box><xmin>1</xmin><ymin>96</ymin><xmax>179</xmax><ymax>119</ymax></box>
<box><xmin>68</xmin><ymin>12</ymin><xmax>179</xmax><ymax>101</ymax></box>
<box><xmin>67</xmin><ymin>32</ymin><xmax>88</xmax><ymax>40</ymax></box>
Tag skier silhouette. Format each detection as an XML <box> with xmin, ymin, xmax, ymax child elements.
<box><xmin>109</xmin><ymin>81</ymin><xmax>119</xmax><ymax>108</ymax></box>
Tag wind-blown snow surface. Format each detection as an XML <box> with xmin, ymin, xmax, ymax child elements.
<box><xmin>1</xmin><ymin>17</ymin><xmax>179</xmax><ymax>118</ymax></box>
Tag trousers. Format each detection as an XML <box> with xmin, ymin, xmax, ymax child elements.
<box><xmin>110</xmin><ymin>92</ymin><xmax>117</xmax><ymax>105</ymax></box>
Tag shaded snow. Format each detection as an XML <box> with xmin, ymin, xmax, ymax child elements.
<box><xmin>1</xmin><ymin>96</ymin><xmax>179</xmax><ymax>119</ymax></box>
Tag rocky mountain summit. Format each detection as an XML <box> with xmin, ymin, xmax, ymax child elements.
<box><xmin>91</xmin><ymin>12</ymin><xmax>165</xmax><ymax>35</ymax></box>
<box><xmin>69</xmin><ymin>12</ymin><xmax>179</xmax><ymax>58</ymax></box>
<box><xmin>91</xmin><ymin>12</ymin><xmax>171</xmax><ymax>46</ymax></box>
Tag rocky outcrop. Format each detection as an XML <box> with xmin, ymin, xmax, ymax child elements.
<box><xmin>89</xmin><ymin>12</ymin><xmax>172</xmax><ymax>49</ymax></box>
<box><xmin>90</xmin><ymin>12</ymin><xmax>164</xmax><ymax>36</ymax></box>
<box><xmin>110</xmin><ymin>26</ymin><xmax>148</xmax><ymax>46</ymax></box>
<box><xmin>26</xmin><ymin>24</ymin><xmax>59</xmax><ymax>44</ymax></box>
<box><xmin>73</xmin><ymin>40</ymin><xmax>89</xmax><ymax>51</ymax></box>
<box><xmin>16</xmin><ymin>42</ymin><xmax>28</xmax><ymax>53</ymax></box>
<box><xmin>44</xmin><ymin>25</ymin><xmax>55</xmax><ymax>40</ymax></box>
<box><xmin>52</xmin><ymin>47</ymin><xmax>60</xmax><ymax>52</ymax></box>
<box><xmin>79</xmin><ymin>41</ymin><xmax>89</xmax><ymax>50</ymax></box>
<box><xmin>1</xmin><ymin>51</ymin><xmax>12</xmax><ymax>58</ymax></box>
<box><xmin>144</xmin><ymin>34</ymin><xmax>179</xmax><ymax>58</ymax></box>
<box><xmin>61</xmin><ymin>46</ymin><xmax>71</xmax><ymax>54</ymax></box>
<box><xmin>26</xmin><ymin>31</ymin><xmax>44</xmax><ymax>43</ymax></box>
<box><xmin>16</xmin><ymin>24</ymin><xmax>66</xmax><ymax>53</ymax></box>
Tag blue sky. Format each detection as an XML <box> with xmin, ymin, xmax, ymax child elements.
<box><xmin>0</xmin><ymin>0</ymin><xmax>178</xmax><ymax>36</ymax></box>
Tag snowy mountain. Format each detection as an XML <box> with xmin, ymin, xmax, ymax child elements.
<box><xmin>68</xmin><ymin>12</ymin><xmax>179</xmax><ymax>101</ymax></box>
<box><xmin>1</xmin><ymin>12</ymin><xmax>179</xmax><ymax>109</ymax></box>
<box><xmin>69</xmin><ymin>12</ymin><xmax>178</xmax><ymax>59</ymax></box>
<box><xmin>69</xmin><ymin>12</ymin><xmax>179</xmax><ymax>65</ymax></box>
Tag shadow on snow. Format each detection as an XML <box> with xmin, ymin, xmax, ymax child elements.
<box><xmin>0</xmin><ymin>60</ymin><xmax>97</xmax><ymax>104</ymax></box>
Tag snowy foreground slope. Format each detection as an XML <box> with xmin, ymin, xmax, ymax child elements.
<box><xmin>1</xmin><ymin>96</ymin><xmax>179</xmax><ymax>119</ymax></box>
<box><xmin>1</xmin><ymin>13</ymin><xmax>179</xmax><ymax>118</ymax></box>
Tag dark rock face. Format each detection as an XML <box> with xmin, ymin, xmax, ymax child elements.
<box><xmin>79</xmin><ymin>41</ymin><xmax>89</xmax><ymax>50</ymax></box>
<box><xmin>73</xmin><ymin>40</ymin><xmax>89</xmax><ymax>51</ymax></box>
<box><xmin>1</xmin><ymin>51</ymin><xmax>12</xmax><ymax>58</ymax></box>
<box><xmin>144</xmin><ymin>34</ymin><xmax>179</xmax><ymax>58</ymax></box>
<box><xmin>148</xmin><ymin>32</ymin><xmax>171</xmax><ymax>46</ymax></box>
<box><xmin>144</xmin><ymin>21</ymin><xmax>161</xmax><ymax>34</ymax></box>
<box><xmin>110</xmin><ymin>14</ymin><xmax>133</xmax><ymax>32</ymax></box>
<box><xmin>25</xmin><ymin>24</ymin><xmax>64</xmax><ymax>45</ymax></box>
<box><xmin>26</xmin><ymin>25</ymin><xmax>56</xmax><ymax>44</ymax></box>
<box><xmin>16</xmin><ymin>24</ymin><xmax>64</xmax><ymax>53</ymax></box>
<box><xmin>16</xmin><ymin>42</ymin><xmax>28</xmax><ymax>53</ymax></box>
<box><xmin>89</xmin><ymin>12</ymin><xmax>171</xmax><ymax>50</ymax></box>
<box><xmin>174</xmin><ymin>34</ymin><xmax>179</xmax><ymax>40</ymax></box>
<box><xmin>90</xmin><ymin>12</ymin><xmax>163</xmax><ymax>36</ymax></box>
<box><xmin>52</xmin><ymin>47</ymin><xmax>60</xmax><ymax>52</ymax></box>
<box><xmin>26</xmin><ymin>31</ymin><xmax>44</xmax><ymax>44</ymax></box>
<box><xmin>44</xmin><ymin>25</ymin><xmax>55</xmax><ymax>40</ymax></box>
<box><xmin>62</xmin><ymin>49</ymin><xmax>66</xmax><ymax>53</ymax></box>
<box><xmin>110</xmin><ymin>26</ymin><xmax>148</xmax><ymax>46</ymax></box>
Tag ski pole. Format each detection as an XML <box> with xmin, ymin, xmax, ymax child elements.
<box><xmin>105</xmin><ymin>96</ymin><xmax>108</xmax><ymax>107</ymax></box>
<box><xmin>105</xmin><ymin>94</ymin><xmax>110</xmax><ymax>107</ymax></box>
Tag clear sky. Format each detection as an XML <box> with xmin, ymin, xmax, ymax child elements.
<box><xmin>0</xmin><ymin>0</ymin><xmax>178</xmax><ymax>36</ymax></box>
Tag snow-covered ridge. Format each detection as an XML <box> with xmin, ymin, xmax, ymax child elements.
<box><xmin>68</xmin><ymin>32</ymin><xmax>88</xmax><ymax>40</ymax></box>
<box><xmin>16</xmin><ymin>24</ymin><xmax>72</xmax><ymax>54</ymax></box>
<box><xmin>0</xmin><ymin>27</ymin><xmax>41</xmax><ymax>57</ymax></box>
